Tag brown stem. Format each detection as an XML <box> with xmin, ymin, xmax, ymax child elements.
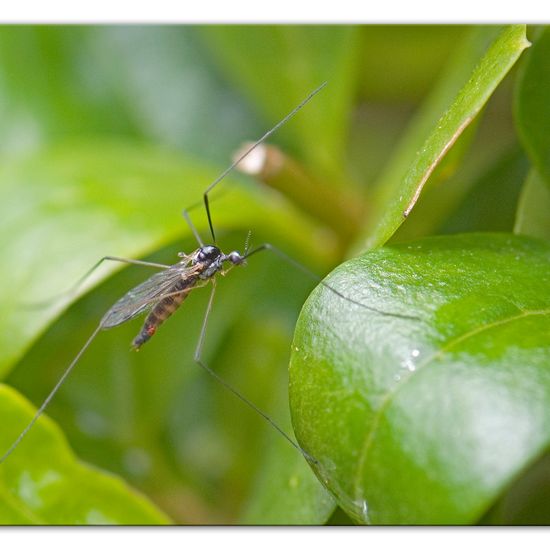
<box><xmin>235</xmin><ymin>143</ymin><xmax>364</xmax><ymax>245</ymax></box>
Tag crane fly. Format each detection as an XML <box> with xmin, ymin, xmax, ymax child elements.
<box><xmin>0</xmin><ymin>83</ymin><xmax>331</xmax><ymax>465</ymax></box>
<box><xmin>1</xmin><ymin>82</ymin><xmax>414</xmax><ymax>466</ymax></box>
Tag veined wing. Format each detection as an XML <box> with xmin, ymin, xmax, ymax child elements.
<box><xmin>101</xmin><ymin>263</ymin><xmax>201</xmax><ymax>328</ymax></box>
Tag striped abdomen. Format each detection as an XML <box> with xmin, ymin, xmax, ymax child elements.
<box><xmin>132</xmin><ymin>275</ymin><xmax>198</xmax><ymax>350</ymax></box>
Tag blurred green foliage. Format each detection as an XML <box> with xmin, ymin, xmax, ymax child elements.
<box><xmin>0</xmin><ymin>25</ymin><xmax>548</xmax><ymax>525</ymax></box>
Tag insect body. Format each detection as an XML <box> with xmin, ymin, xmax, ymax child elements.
<box><xmin>101</xmin><ymin>245</ymin><xmax>245</xmax><ymax>350</ymax></box>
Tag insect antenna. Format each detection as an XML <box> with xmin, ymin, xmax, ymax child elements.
<box><xmin>202</xmin><ymin>82</ymin><xmax>327</xmax><ymax>243</ymax></box>
<box><xmin>243</xmin><ymin>230</ymin><xmax>253</xmax><ymax>257</ymax></box>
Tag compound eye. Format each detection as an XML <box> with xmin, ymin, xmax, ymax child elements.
<box><xmin>198</xmin><ymin>246</ymin><xmax>219</xmax><ymax>262</ymax></box>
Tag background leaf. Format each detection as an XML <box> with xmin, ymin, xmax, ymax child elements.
<box><xmin>515</xmin><ymin>26</ymin><xmax>550</xmax><ymax>186</ymax></box>
<box><xmin>358</xmin><ymin>26</ymin><xmax>468</xmax><ymax>102</ymax></box>
<box><xmin>439</xmin><ymin>148</ymin><xmax>528</xmax><ymax>234</ymax></box>
<box><xmin>290</xmin><ymin>233</ymin><xmax>550</xmax><ymax>524</ymax></box>
<box><xmin>242</xmin><ymin>449</ymin><xmax>335</xmax><ymax>525</ymax></box>
<box><xmin>360</xmin><ymin>25</ymin><xmax>530</xmax><ymax>250</ymax></box>
<box><xmin>0</xmin><ymin>384</ymin><xmax>169</xmax><ymax>525</ymax></box>
<box><xmin>514</xmin><ymin>170</ymin><xmax>550</xmax><ymax>241</ymax></box>
<box><xmin>240</xmin><ymin>383</ymin><xmax>336</xmax><ymax>525</ymax></box>
<box><xmin>0</xmin><ymin>26</ymin><xmax>262</xmax><ymax>162</ymax></box>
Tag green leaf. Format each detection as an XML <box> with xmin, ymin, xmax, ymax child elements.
<box><xmin>84</xmin><ymin>27</ymin><xmax>263</xmax><ymax>164</ymax></box>
<box><xmin>198</xmin><ymin>26</ymin><xmax>360</xmax><ymax>183</ymax></box>
<box><xmin>515</xmin><ymin>27</ymin><xmax>550</xmax><ymax>186</ymax></box>
<box><xmin>359</xmin><ymin>26</ymin><xmax>469</xmax><ymax>102</ymax></box>
<box><xmin>481</xmin><ymin>453</ymin><xmax>550</xmax><ymax>524</ymax></box>
<box><xmin>0</xmin><ymin>384</ymin><xmax>170</xmax><ymax>525</ymax></box>
<box><xmin>240</xmin><ymin>363</ymin><xmax>336</xmax><ymax>525</ymax></box>
<box><xmin>0</xmin><ymin>27</ymin><xmax>260</xmax><ymax>164</ymax></box>
<box><xmin>361</xmin><ymin>25</ymin><xmax>530</xmax><ymax>250</ymax></box>
<box><xmin>290</xmin><ymin>233</ymin><xmax>550</xmax><ymax>524</ymax></box>
<box><xmin>515</xmin><ymin>169</ymin><xmax>550</xmax><ymax>241</ymax></box>
<box><xmin>0</xmin><ymin>27</ymin><xmax>137</xmax><ymax>153</ymax></box>
<box><xmin>440</xmin><ymin>148</ymin><xmax>528</xmax><ymax>234</ymax></box>
<box><xmin>392</xmin><ymin>148</ymin><xmax>528</xmax><ymax>243</ymax></box>
<box><xmin>0</xmin><ymin>140</ymin><xmax>331</xmax><ymax>379</ymax></box>
<box><xmin>242</xmin><ymin>443</ymin><xmax>335</xmax><ymax>525</ymax></box>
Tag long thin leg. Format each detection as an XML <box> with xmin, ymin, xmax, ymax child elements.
<box><xmin>244</xmin><ymin>243</ymin><xmax>419</xmax><ymax>321</ymax></box>
<box><xmin>0</xmin><ymin>323</ymin><xmax>103</xmax><ymax>464</ymax></box>
<box><xmin>193</xmin><ymin>280</ymin><xmax>317</xmax><ymax>464</ymax></box>
<box><xmin>182</xmin><ymin>209</ymin><xmax>204</xmax><ymax>247</ymax></box>
<box><xmin>26</xmin><ymin>256</ymin><xmax>170</xmax><ymax>309</ymax></box>
<box><xmin>4</xmin><ymin>280</ymin><xmax>209</xmax><ymax>463</ymax></box>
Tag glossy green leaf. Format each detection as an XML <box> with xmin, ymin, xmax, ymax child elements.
<box><xmin>361</xmin><ymin>25</ymin><xmax>530</xmax><ymax>250</ymax></box>
<box><xmin>515</xmin><ymin>27</ymin><xmax>550</xmax><ymax>185</ymax></box>
<box><xmin>392</xmin><ymin>146</ymin><xmax>528</xmax><ymax>244</ymax></box>
<box><xmin>0</xmin><ymin>140</ymin><xmax>331</xmax><ymax>379</ymax></box>
<box><xmin>198</xmin><ymin>26</ymin><xmax>359</xmax><ymax>184</ymax></box>
<box><xmin>290</xmin><ymin>233</ymin><xmax>550</xmax><ymax>524</ymax></box>
<box><xmin>515</xmin><ymin>169</ymin><xmax>550</xmax><ymax>241</ymax></box>
<box><xmin>0</xmin><ymin>384</ymin><xmax>170</xmax><ymax>525</ymax></box>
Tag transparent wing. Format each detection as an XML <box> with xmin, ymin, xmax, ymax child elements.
<box><xmin>101</xmin><ymin>263</ymin><xmax>200</xmax><ymax>328</ymax></box>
